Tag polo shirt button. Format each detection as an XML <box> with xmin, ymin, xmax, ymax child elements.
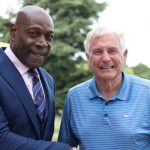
<box><xmin>104</xmin><ymin>113</ymin><xmax>108</xmax><ymax>117</ymax></box>
<box><xmin>105</xmin><ymin>102</ymin><xmax>108</xmax><ymax>105</ymax></box>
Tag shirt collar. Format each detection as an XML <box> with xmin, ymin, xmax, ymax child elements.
<box><xmin>88</xmin><ymin>72</ymin><xmax>129</xmax><ymax>101</ymax></box>
<box><xmin>4</xmin><ymin>46</ymin><xmax>29</xmax><ymax>75</ymax></box>
<box><xmin>114</xmin><ymin>72</ymin><xmax>129</xmax><ymax>101</ymax></box>
<box><xmin>88</xmin><ymin>77</ymin><xmax>101</xmax><ymax>99</ymax></box>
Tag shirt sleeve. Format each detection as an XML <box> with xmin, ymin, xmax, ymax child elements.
<box><xmin>0</xmin><ymin>106</ymin><xmax>70</xmax><ymax>150</ymax></box>
<box><xmin>58</xmin><ymin>93</ymin><xmax>79</xmax><ymax>147</ymax></box>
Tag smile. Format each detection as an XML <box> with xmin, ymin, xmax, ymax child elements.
<box><xmin>31</xmin><ymin>51</ymin><xmax>44</xmax><ymax>57</ymax></box>
<box><xmin>100</xmin><ymin>66</ymin><xmax>115</xmax><ymax>69</ymax></box>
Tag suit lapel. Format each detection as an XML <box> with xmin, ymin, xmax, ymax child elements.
<box><xmin>38</xmin><ymin>68</ymin><xmax>55</xmax><ymax>139</ymax></box>
<box><xmin>0</xmin><ymin>49</ymin><xmax>41</xmax><ymax>138</ymax></box>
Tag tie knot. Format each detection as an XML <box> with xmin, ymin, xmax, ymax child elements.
<box><xmin>28</xmin><ymin>69</ymin><xmax>38</xmax><ymax>76</ymax></box>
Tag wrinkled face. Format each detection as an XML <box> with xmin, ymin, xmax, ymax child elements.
<box><xmin>86</xmin><ymin>33</ymin><xmax>127</xmax><ymax>81</ymax></box>
<box><xmin>10</xmin><ymin>12</ymin><xmax>54</xmax><ymax>68</ymax></box>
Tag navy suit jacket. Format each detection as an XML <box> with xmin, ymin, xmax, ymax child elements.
<box><xmin>0</xmin><ymin>48</ymin><xmax>70</xmax><ymax>150</ymax></box>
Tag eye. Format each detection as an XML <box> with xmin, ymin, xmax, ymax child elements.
<box><xmin>28</xmin><ymin>30</ymin><xmax>39</xmax><ymax>37</ymax></box>
<box><xmin>108</xmin><ymin>47</ymin><xmax>118</xmax><ymax>54</ymax></box>
<box><xmin>46</xmin><ymin>34</ymin><xmax>54</xmax><ymax>42</ymax></box>
<box><xmin>93</xmin><ymin>49</ymin><xmax>103</xmax><ymax>55</ymax></box>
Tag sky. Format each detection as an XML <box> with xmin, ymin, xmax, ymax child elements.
<box><xmin>0</xmin><ymin>0</ymin><xmax>21</xmax><ymax>17</ymax></box>
<box><xmin>97</xmin><ymin>0</ymin><xmax>150</xmax><ymax>67</ymax></box>
<box><xmin>0</xmin><ymin>0</ymin><xmax>150</xmax><ymax>67</ymax></box>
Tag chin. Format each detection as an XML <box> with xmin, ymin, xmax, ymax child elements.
<box><xmin>98</xmin><ymin>74</ymin><xmax>115</xmax><ymax>80</ymax></box>
<box><xmin>27</xmin><ymin>63</ymin><xmax>42</xmax><ymax>69</ymax></box>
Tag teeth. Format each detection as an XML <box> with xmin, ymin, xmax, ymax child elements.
<box><xmin>101</xmin><ymin>67</ymin><xmax>111</xmax><ymax>69</ymax></box>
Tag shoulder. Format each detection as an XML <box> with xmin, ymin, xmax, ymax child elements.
<box><xmin>126</xmin><ymin>74</ymin><xmax>150</xmax><ymax>88</ymax></box>
<box><xmin>38</xmin><ymin>67</ymin><xmax>55</xmax><ymax>84</ymax></box>
<box><xmin>38</xmin><ymin>67</ymin><xmax>53</xmax><ymax>77</ymax></box>
<box><xmin>68</xmin><ymin>78</ymin><xmax>93</xmax><ymax>94</ymax></box>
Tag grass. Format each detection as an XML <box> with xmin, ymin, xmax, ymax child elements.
<box><xmin>53</xmin><ymin>115</ymin><xmax>79</xmax><ymax>150</ymax></box>
<box><xmin>52</xmin><ymin>115</ymin><xmax>61</xmax><ymax>141</ymax></box>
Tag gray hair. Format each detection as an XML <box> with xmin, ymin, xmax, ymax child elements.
<box><xmin>84</xmin><ymin>26</ymin><xmax>126</xmax><ymax>54</ymax></box>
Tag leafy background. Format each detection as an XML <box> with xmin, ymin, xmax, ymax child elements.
<box><xmin>1</xmin><ymin>0</ymin><xmax>150</xmax><ymax>141</ymax></box>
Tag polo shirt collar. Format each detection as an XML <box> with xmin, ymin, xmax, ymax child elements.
<box><xmin>115</xmin><ymin>72</ymin><xmax>129</xmax><ymax>101</ymax></box>
<box><xmin>88</xmin><ymin>72</ymin><xmax>129</xmax><ymax>101</ymax></box>
<box><xmin>88</xmin><ymin>77</ymin><xmax>101</xmax><ymax>99</ymax></box>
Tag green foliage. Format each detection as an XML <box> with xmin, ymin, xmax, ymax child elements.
<box><xmin>124</xmin><ymin>63</ymin><xmax>150</xmax><ymax>80</ymax></box>
<box><xmin>22</xmin><ymin>0</ymin><xmax>106</xmax><ymax>114</ymax></box>
<box><xmin>0</xmin><ymin>17</ymin><xmax>10</xmax><ymax>42</ymax></box>
<box><xmin>4</xmin><ymin>0</ymin><xmax>150</xmax><ymax>114</ymax></box>
<box><xmin>132</xmin><ymin>63</ymin><xmax>150</xmax><ymax>79</ymax></box>
<box><xmin>132</xmin><ymin>63</ymin><xmax>149</xmax><ymax>75</ymax></box>
<box><xmin>52</xmin><ymin>115</ymin><xmax>61</xmax><ymax>141</ymax></box>
<box><xmin>124</xmin><ymin>65</ymin><xmax>134</xmax><ymax>74</ymax></box>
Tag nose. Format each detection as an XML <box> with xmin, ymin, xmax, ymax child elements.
<box><xmin>101</xmin><ymin>51</ymin><xmax>111</xmax><ymax>62</ymax></box>
<box><xmin>36</xmin><ymin>35</ymin><xmax>48</xmax><ymax>48</ymax></box>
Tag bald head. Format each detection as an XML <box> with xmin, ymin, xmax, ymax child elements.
<box><xmin>19</xmin><ymin>5</ymin><xmax>47</xmax><ymax>13</ymax></box>
<box><xmin>15</xmin><ymin>6</ymin><xmax>53</xmax><ymax>26</ymax></box>
<box><xmin>10</xmin><ymin>5</ymin><xmax>54</xmax><ymax>68</ymax></box>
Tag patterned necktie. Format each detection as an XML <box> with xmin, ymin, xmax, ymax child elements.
<box><xmin>29</xmin><ymin>69</ymin><xmax>46</xmax><ymax>122</ymax></box>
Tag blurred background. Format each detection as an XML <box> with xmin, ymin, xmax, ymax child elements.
<box><xmin>1</xmin><ymin>0</ymin><xmax>150</xmax><ymax>140</ymax></box>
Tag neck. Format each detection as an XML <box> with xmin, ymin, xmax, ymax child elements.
<box><xmin>96</xmin><ymin>75</ymin><xmax>122</xmax><ymax>101</ymax></box>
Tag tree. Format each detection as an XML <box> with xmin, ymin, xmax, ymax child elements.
<box><xmin>22</xmin><ymin>0</ymin><xmax>107</xmax><ymax>114</ymax></box>
<box><xmin>0</xmin><ymin>10</ymin><xmax>16</xmax><ymax>42</ymax></box>
<box><xmin>132</xmin><ymin>63</ymin><xmax>150</xmax><ymax>79</ymax></box>
<box><xmin>0</xmin><ymin>0</ymin><xmax>107</xmax><ymax>114</ymax></box>
<box><xmin>0</xmin><ymin>17</ymin><xmax>10</xmax><ymax>42</ymax></box>
<box><xmin>1</xmin><ymin>2</ymin><xmax>150</xmax><ymax>113</ymax></box>
<box><xmin>124</xmin><ymin>65</ymin><xmax>134</xmax><ymax>75</ymax></box>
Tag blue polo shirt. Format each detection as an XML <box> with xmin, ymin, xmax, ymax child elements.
<box><xmin>58</xmin><ymin>73</ymin><xmax>150</xmax><ymax>150</ymax></box>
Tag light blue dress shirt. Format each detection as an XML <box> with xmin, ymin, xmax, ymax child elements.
<box><xmin>58</xmin><ymin>73</ymin><xmax>150</xmax><ymax>150</ymax></box>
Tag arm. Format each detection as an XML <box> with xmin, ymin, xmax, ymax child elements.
<box><xmin>58</xmin><ymin>94</ymin><xmax>79</xmax><ymax>148</ymax></box>
<box><xmin>0</xmin><ymin>107</ymin><xmax>70</xmax><ymax>150</ymax></box>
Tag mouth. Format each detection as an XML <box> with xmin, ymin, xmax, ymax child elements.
<box><xmin>31</xmin><ymin>51</ymin><xmax>45</xmax><ymax>57</ymax></box>
<box><xmin>99</xmin><ymin>65</ymin><xmax>115</xmax><ymax>69</ymax></box>
<box><xmin>30</xmin><ymin>52</ymin><xmax>45</xmax><ymax>61</ymax></box>
<box><xmin>34</xmin><ymin>53</ymin><xmax>43</xmax><ymax>58</ymax></box>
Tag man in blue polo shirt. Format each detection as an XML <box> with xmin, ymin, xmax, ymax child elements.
<box><xmin>58</xmin><ymin>26</ymin><xmax>150</xmax><ymax>150</ymax></box>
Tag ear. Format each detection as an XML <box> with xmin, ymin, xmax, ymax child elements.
<box><xmin>9</xmin><ymin>24</ymin><xmax>16</xmax><ymax>41</ymax></box>
<box><xmin>123</xmin><ymin>49</ymin><xmax>128</xmax><ymax>63</ymax></box>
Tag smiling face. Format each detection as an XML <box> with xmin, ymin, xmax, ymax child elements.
<box><xmin>86</xmin><ymin>33</ymin><xmax>127</xmax><ymax>82</ymax></box>
<box><xmin>10</xmin><ymin>6</ymin><xmax>54</xmax><ymax>68</ymax></box>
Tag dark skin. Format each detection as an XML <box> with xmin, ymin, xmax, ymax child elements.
<box><xmin>10</xmin><ymin>6</ymin><xmax>54</xmax><ymax>69</ymax></box>
<box><xmin>8</xmin><ymin>6</ymin><xmax>77</xmax><ymax>150</ymax></box>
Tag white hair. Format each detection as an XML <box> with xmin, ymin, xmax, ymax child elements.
<box><xmin>84</xmin><ymin>26</ymin><xmax>126</xmax><ymax>54</ymax></box>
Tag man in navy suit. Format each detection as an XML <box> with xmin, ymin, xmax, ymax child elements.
<box><xmin>0</xmin><ymin>5</ymin><xmax>71</xmax><ymax>150</ymax></box>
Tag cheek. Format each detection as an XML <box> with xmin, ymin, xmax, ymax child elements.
<box><xmin>91</xmin><ymin>57</ymin><xmax>100</xmax><ymax>67</ymax></box>
<box><xmin>117</xmin><ymin>58</ymin><xmax>125</xmax><ymax>70</ymax></box>
<box><xmin>46</xmin><ymin>48</ymin><xmax>51</xmax><ymax>56</ymax></box>
<box><xmin>88</xmin><ymin>58</ymin><xmax>98</xmax><ymax>71</ymax></box>
<box><xmin>89</xmin><ymin>54</ymin><xmax>96</xmax><ymax>62</ymax></box>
